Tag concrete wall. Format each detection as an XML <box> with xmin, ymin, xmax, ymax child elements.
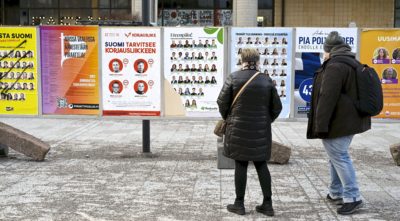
<box><xmin>275</xmin><ymin>0</ymin><xmax>394</xmax><ymax>27</ymax></box>
<box><xmin>233</xmin><ymin>0</ymin><xmax>258</xmax><ymax>26</ymax></box>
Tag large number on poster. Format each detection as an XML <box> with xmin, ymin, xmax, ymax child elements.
<box><xmin>0</xmin><ymin>27</ymin><xmax>39</xmax><ymax>115</ymax></box>
<box><xmin>230</xmin><ymin>27</ymin><xmax>293</xmax><ymax>118</ymax></box>
<box><xmin>40</xmin><ymin>26</ymin><xmax>99</xmax><ymax>115</ymax></box>
<box><xmin>101</xmin><ymin>27</ymin><xmax>161</xmax><ymax>116</ymax></box>
<box><xmin>361</xmin><ymin>29</ymin><xmax>400</xmax><ymax>119</ymax></box>
<box><xmin>163</xmin><ymin>27</ymin><xmax>225</xmax><ymax>117</ymax></box>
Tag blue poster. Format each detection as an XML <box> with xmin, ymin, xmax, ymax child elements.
<box><xmin>230</xmin><ymin>27</ymin><xmax>294</xmax><ymax>118</ymax></box>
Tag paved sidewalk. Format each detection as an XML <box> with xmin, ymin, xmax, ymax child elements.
<box><xmin>0</xmin><ymin>118</ymin><xmax>399</xmax><ymax>221</ymax></box>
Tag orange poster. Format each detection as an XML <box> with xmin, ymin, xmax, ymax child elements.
<box><xmin>360</xmin><ymin>29</ymin><xmax>400</xmax><ymax>119</ymax></box>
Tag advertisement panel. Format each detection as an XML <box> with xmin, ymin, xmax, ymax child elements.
<box><xmin>294</xmin><ymin>28</ymin><xmax>358</xmax><ymax>117</ymax></box>
<box><xmin>360</xmin><ymin>29</ymin><xmax>400</xmax><ymax>119</ymax></box>
<box><xmin>163</xmin><ymin>27</ymin><xmax>224</xmax><ymax>117</ymax></box>
<box><xmin>101</xmin><ymin>27</ymin><xmax>161</xmax><ymax>116</ymax></box>
<box><xmin>0</xmin><ymin>27</ymin><xmax>39</xmax><ymax>115</ymax></box>
<box><xmin>230</xmin><ymin>27</ymin><xmax>293</xmax><ymax>118</ymax></box>
<box><xmin>40</xmin><ymin>26</ymin><xmax>99</xmax><ymax>115</ymax></box>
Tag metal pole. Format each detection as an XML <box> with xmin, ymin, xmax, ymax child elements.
<box><xmin>142</xmin><ymin>120</ymin><xmax>150</xmax><ymax>153</ymax></box>
<box><xmin>142</xmin><ymin>0</ymin><xmax>150</xmax><ymax>26</ymax></box>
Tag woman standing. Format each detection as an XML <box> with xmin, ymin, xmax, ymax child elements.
<box><xmin>217</xmin><ymin>48</ymin><xmax>282</xmax><ymax>216</ymax></box>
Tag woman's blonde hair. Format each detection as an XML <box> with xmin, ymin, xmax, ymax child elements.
<box><xmin>241</xmin><ymin>48</ymin><xmax>260</xmax><ymax>63</ymax></box>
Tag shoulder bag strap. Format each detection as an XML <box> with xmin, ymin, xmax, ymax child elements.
<box><xmin>230</xmin><ymin>71</ymin><xmax>261</xmax><ymax>108</ymax></box>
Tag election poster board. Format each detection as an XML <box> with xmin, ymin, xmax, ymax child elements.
<box><xmin>101</xmin><ymin>27</ymin><xmax>161</xmax><ymax>116</ymax></box>
<box><xmin>294</xmin><ymin>28</ymin><xmax>358</xmax><ymax>118</ymax></box>
<box><xmin>40</xmin><ymin>26</ymin><xmax>99</xmax><ymax>115</ymax></box>
<box><xmin>230</xmin><ymin>27</ymin><xmax>293</xmax><ymax>118</ymax></box>
<box><xmin>163</xmin><ymin>27</ymin><xmax>224</xmax><ymax>117</ymax></box>
<box><xmin>0</xmin><ymin>27</ymin><xmax>39</xmax><ymax>115</ymax></box>
<box><xmin>360</xmin><ymin>29</ymin><xmax>400</xmax><ymax>119</ymax></box>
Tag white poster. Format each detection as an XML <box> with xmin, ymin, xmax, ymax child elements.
<box><xmin>294</xmin><ymin>28</ymin><xmax>358</xmax><ymax>117</ymax></box>
<box><xmin>230</xmin><ymin>27</ymin><xmax>294</xmax><ymax>118</ymax></box>
<box><xmin>101</xmin><ymin>27</ymin><xmax>161</xmax><ymax>116</ymax></box>
<box><xmin>163</xmin><ymin>27</ymin><xmax>225</xmax><ymax>117</ymax></box>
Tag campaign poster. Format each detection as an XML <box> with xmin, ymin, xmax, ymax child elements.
<box><xmin>360</xmin><ymin>29</ymin><xmax>400</xmax><ymax>119</ymax></box>
<box><xmin>163</xmin><ymin>27</ymin><xmax>224</xmax><ymax>117</ymax></box>
<box><xmin>294</xmin><ymin>28</ymin><xmax>358</xmax><ymax>118</ymax></box>
<box><xmin>230</xmin><ymin>27</ymin><xmax>293</xmax><ymax>118</ymax></box>
<box><xmin>101</xmin><ymin>27</ymin><xmax>161</xmax><ymax>116</ymax></box>
<box><xmin>40</xmin><ymin>26</ymin><xmax>99</xmax><ymax>115</ymax></box>
<box><xmin>0</xmin><ymin>27</ymin><xmax>38</xmax><ymax>115</ymax></box>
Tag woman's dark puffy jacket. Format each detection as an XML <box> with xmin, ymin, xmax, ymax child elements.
<box><xmin>217</xmin><ymin>69</ymin><xmax>282</xmax><ymax>161</ymax></box>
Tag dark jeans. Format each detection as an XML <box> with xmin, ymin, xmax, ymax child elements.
<box><xmin>235</xmin><ymin>160</ymin><xmax>272</xmax><ymax>203</ymax></box>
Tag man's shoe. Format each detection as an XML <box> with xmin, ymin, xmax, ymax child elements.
<box><xmin>327</xmin><ymin>194</ymin><xmax>343</xmax><ymax>205</ymax></box>
<box><xmin>227</xmin><ymin>201</ymin><xmax>245</xmax><ymax>215</ymax></box>
<box><xmin>255</xmin><ymin>201</ymin><xmax>274</xmax><ymax>216</ymax></box>
<box><xmin>337</xmin><ymin>200</ymin><xmax>363</xmax><ymax>215</ymax></box>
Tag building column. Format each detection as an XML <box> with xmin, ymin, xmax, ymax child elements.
<box><xmin>233</xmin><ymin>0</ymin><xmax>258</xmax><ymax>27</ymax></box>
<box><xmin>132</xmin><ymin>0</ymin><xmax>157</xmax><ymax>23</ymax></box>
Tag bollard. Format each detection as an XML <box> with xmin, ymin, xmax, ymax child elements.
<box><xmin>142</xmin><ymin>120</ymin><xmax>151</xmax><ymax>153</ymax></box>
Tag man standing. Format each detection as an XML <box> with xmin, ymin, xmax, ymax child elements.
<box><xmin>307</xmin><ymin>31</ymin><xmax>370</xmax><ymax>215</ymax></box>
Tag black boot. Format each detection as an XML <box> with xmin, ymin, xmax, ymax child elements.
<box><xmin>256</xmin><ymin>200</ymin><xmax>274</xmax><ymax>216</ymax></box>
<box><xmin>227</xmin><ymin>200</ymin><xmax>245</xmax><ymax>215</ymax></box>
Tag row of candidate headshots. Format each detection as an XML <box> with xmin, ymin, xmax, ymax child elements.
<box><xmin>0</xmin><ymin>92</ymin><xmax>28</xmax><ymax>101</ymax></box>
<box><xmin>184</xmin><ymin>99</ymin><xmax>198</xmax><ymax>108</ymax></box>
<box><xmin>236</xmin><ymin>58</ymin><xmax>288</xmax><ymax>66</ymax></box>
<box><xmin>374</xmin><ymin>47</ymin><xmax>400</xmax><ymax>60</ymax></box>
<box><xmin>171</xmin><ymin>63</ymin><xmax>218</xmax><ymax>72</ymax></box>
<box><xmin>237</xmin><ymin>47</ymin><xmax>287</xmax><ymax>56</ymax></box>
<box><xmin>175</xmin><ymin>87</ymin><xmax>205</xmax><ymax>96</ymax></box>
<box><xmin>1</xmin><ymin>71</ymin><xmax>35</xmax><ymax>80</ymax></box>
<box><xmin>171</xmin><ymin>51</ymin><xmax>218</xmax><ymax>60</ymax></box>
<box><xmin>262</xmin><ymin>69</ymin><xmax>287</xmax><ymax>77</ymax></box>
<box><xmin>0</xmin><ymin>61</ymin><xmax>35</xmax><ymax>69</ymax></box>
<box><xmin>109</xmin><ymin>58</ymin><xmax>148</xmax><ymax>74</ymax></box>
<box><xmin>170</xmin><ymin>39</ymin><xmax>218</xmax><ymax>48</ymax></box>
<box><xmin>109</xmin><ymin>80</ymin><xmax>149</xmax><ymax>95</ymax></box>
<box><xmin>171</xmin><ymin>75</ymin><xmax>217</xmax><ymax>84</ymax></box>
<box><xmin>0</xmin><ymin>82</ymin><xmax>35</xmax><ymax>90</ymax></box>
<box><xmin>236</xmin><ymin>36</ymin><xmax>288</xmax><ymax>45</ymax></box>
<box><xmin>0</xmin><ymin>50</ymin><xmax>34</xmax><ymax>58</ymax></box>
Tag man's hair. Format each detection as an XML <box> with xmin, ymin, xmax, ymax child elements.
<box><xmin>241</xmin><ymin>48</ymin><xmax>259</xmax><ymax>63</ymax></box>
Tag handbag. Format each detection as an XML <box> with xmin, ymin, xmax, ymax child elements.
<box><xmin>214</xmin><ymin>71</ymin><xmax>261</xmax><ymax>137</ymax></box>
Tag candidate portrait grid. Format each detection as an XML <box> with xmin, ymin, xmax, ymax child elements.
<box><xmin>235</xmin><ymin>35</ymin><xmax>288</xmax><ymax>98</ymax></box>
<box><xmin>0</xmin><ymin>50</ymin><xmax>36</xmax><ymax>101</ymax></box>
<box><xmin>168</xmin><ymin>38</ymin><xmax>219</xmax><ymax>109</ymax></box>
<box><xmin>372</xmin><ymin>47</ymin><xmax>399</xmax><ymax>84</ymax></box>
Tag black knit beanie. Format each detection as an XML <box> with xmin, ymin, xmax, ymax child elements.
<box><xmin>323</xmin><ymin>31</ymin><xmax>345</xmax><ymax>53</ymax></box>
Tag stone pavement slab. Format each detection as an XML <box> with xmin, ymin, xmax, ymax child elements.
<box><xmin>0</xmin><ymin>118</ymin><xmax>399</xmax><ymax>220</ymax></box>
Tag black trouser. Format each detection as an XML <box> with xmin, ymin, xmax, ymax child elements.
<box><xmin>234</xmin><ymin>160</ymin><xmax>272</xmax><ymax>203</ymax></box>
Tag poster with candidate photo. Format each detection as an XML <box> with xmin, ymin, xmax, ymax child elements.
<box><xmin>230</xmin><ymin>27</ymin><xmax>293</xmax><ymax>118</ymax></box>
<box><xmin>360</xmin><ymin>29</ymin><xmax>400</xmax><ymax>119</ymax></box>
<box><xmin>163</xmin><ymin>27</ymin><xmax>224</xmax><ymax>117</ymax></box>
<box><xmin>40</xmin><ymin>26</ymin><xmax>99</xmax><ymax>115</ymax></box>
<box><xmin>0</xmin><ymin>27</ymin><xmax>38</xmax><ymax>115</ymax></box>
<box><xmin>101</xmin><ymin>27</ymin><xmax>161</xmax><ymax>116</ymax></box>
<box><xmin>294</xmin><ymin>28</ymin><xmax>358</xmax><ymax>118</ymax></box>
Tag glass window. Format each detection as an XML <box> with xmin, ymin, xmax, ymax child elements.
<box><xmin>396</xmin><ymin>0</ymin><xmax>400</xmax><ymax>8</ymax></box>
<box><xmin>29</xmin><ymin>9</ymin><xmax>59</xmax><ymax>24</ymax></box>
<box><xmin>60</xmin><ymin>0</ymin><xmax>92</xmax><ymax>8</ymax></box>
<box><xmin>110</xmin><ymin>9</ymin><xmax>132</xmax><ymax>19</ymax></box>
<box><xmin>28</xmin><ymin>0</ymin><xmax>59</xmax><ymax>8</ymax></box>
<box><xmin>111</xmin><ymin>0</ymin><xmax>131</xmax><ymax>8</ymax></box>
<box><xmin>98</xmin><ymin>0</ymin><xmax>111</xmax><ymax>8</ymax></box>
<box><xmin>259</xmin><ymin>0</ymin><xmax>273</xmax><ymax>9</ymax></box>
<box><xmin>396</xmin><ymin>9</ymin><xmax>400</xmax><ymax>27</ymax></box>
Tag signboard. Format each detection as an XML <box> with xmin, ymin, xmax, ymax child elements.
<box><xmin>163</xmin><ymin>27</ymin><xmax>224</xmax><ymax>117</ymax></box>
<box><xmin>360</xmin><ymin>29</ymin><xmax>400</xmax><ymax>119</ymax></box>
<box><xmin>101</xmin><ymin>27</ymin><xmax>161</xmax><ymax>116</ymax></box>
<box><xmin>230</xmin><ymin>27</ymin><xmax>293</xmax><ymax>118</ymax></box>
<box><xmin>294</xmin><ymin>28</ymin><xmax>358</xmax><ymax>117</ymax></box>
<box><xmin>40</xmin><ymin>26</ymin><xmax>99</xmax><ymax>115</ymax></box>
<box><xmin>0</xmin><ymin>27</ymin><xmax>39</xmax><ymax>115</ymax></box>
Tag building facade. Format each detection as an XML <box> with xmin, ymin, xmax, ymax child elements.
<box><xmin>0</xmin><ymin>0</ymin><xmax>399</xmax><ymax>27</ymax></box>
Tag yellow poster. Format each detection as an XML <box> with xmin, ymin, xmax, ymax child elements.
<box><xmin>360</xmin><ymin>29</ymin><xmax>400</xmax><ymax>119</ymax></box>
<box><xmin>0</xmin><ymin>27</ymin><xmax>38</xmax><ymax>115</ymax></box>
